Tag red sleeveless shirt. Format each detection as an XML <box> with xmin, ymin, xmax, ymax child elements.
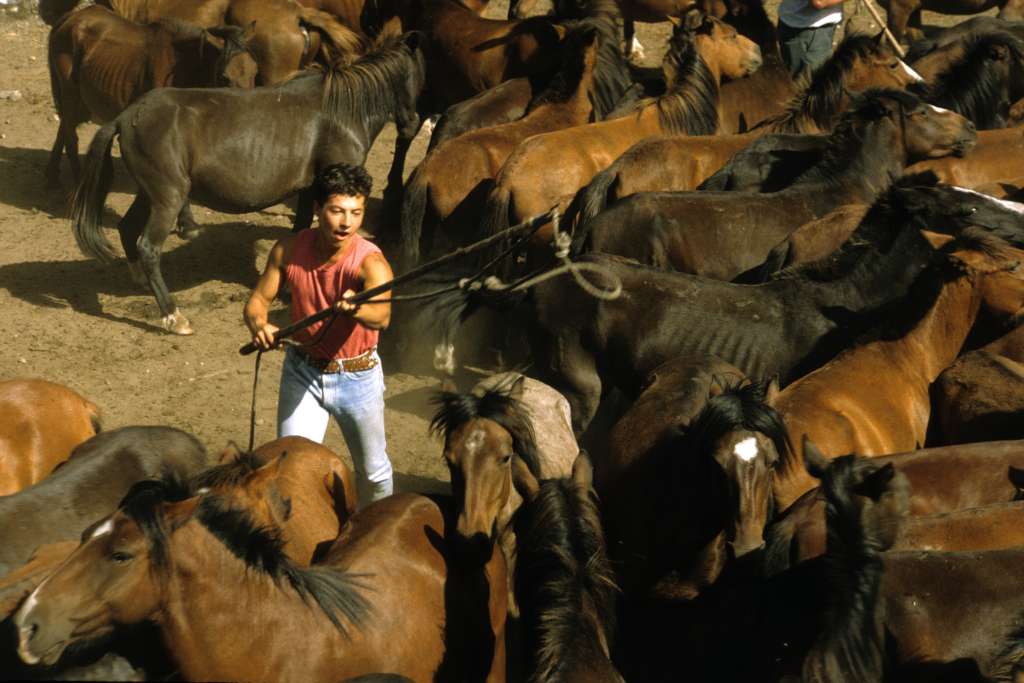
<box><xmin>286</xmin><ymin>230</ymin><xmax>382</xmax><ymax>360</ymax></box>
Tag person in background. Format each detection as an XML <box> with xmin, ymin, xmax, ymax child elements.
<box><xmin>244</xmin><ymin>163</ymin><xmax>395</xmax><ymax>506</ymax></box>
<box><xmin>777</xmin><ymin>0</ymin><xmax>844</xmax><ymax>78</ymax></box>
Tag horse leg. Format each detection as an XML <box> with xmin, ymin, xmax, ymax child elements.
<box><xmin>382</xmin><ymin>133</ymin><xmax>414</xmax><ymax>225</ymax></box>
<box><xmin>137</xmin><ymin>198</ymin><xmax>193</xmax><ymax>335</ymax></box>
<box><xmin>175</xmin><ymin>202</ymin><xmax>201</xmax><ymax>240</ymax></box>
<box><xmin>292</xmin><ymin>189</ymin><xmax>315</xmax><ymax>233</ymax></box>
<box><xmin>45</xmin><ymin>125</ymin><xmax>64</xmax><ymax>188</ymax></box>
<box><xmin>118</xmin><ymin>195</ymin><xmax>152</xmax><ymax>288</ymax></box>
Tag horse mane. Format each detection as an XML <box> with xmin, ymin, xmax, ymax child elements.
<box><xmin>680</xmin><ymin>380</ymin><xmax>791</xmax><ymax>464</ymax></box>
<box><xmin>528</xmin><ymin>25</ymin><xmax>601</xmax><ymax>107</ymax></box>
<box><xmin>989</xmin><ymin>619</ymin><xmax>1024</xmax><ymax>682</ymax></box>
<box><xmin>761</xmin><ymin>33</ymin><xmax>891</xmax><ymax>133</ymax></box>
<box><xmin>429</xmin><ymin>387</ymin><xmax>542</xmax><ymax>477</ymax></box>
<box><xmin>947</xmin><ymin>224</ymin><xmax>1018</xmax><ymax>260</ymax></box>
<box><xmin>576</xmin><ymin>0</ymin><xmax>632</xmax><ymax>119</ymax></box>
<box><xmin>117</xmin><ymin>477</ymin><xmax>371</xmax><ymax>635</ymax></box>
<box><xmin>922</xmin><ymin>31</ymin><xmax>1024</xmax><ymax>129</ymax></box>
<box><xmin>802</xmin><ymin>454</ymin><xmax>908</xmax><ymax>683</ymax></box>
<box><xmin>154</xmin><ymin>17</ymin><xmax>207</xmax><ymax>41</ymax></box>
<box><xmin>319</xmin><ymin>33</ymin><xmax>421</xmax><ymax>129</ymax></box>
<box><xmin>191</xmin><ymin>449</ymin><xmax>264</xmax><ymax>489</ymax></box>
<box><xmin>654</xmin><ymin>23</ymin><xmax>720</xmax><ymax>135</ymax></box>
<box><xmin>514</xmin><ymin>477</ymin><xmax>618</xmax><ymax>683</ymax></box>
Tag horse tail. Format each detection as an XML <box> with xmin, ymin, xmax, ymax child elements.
<box><xmin>298</xmin><ymin>7</ymin><xmax>367</xmax><ymax>64</ymax></box>
<box><xmin>480</xmin><ymin>184</ymin><xmax>512</xmax><ymax>240</ymax></box>
<box><xmin>397</xmin><ymin>165</ymin><xmax>429</xmax><ymax>271</ymax></box>
<box><xmin>85</xmin><ymin>397</ymin><xmax>103</xmax><ymax>435</ymax></box>
<box><xmin>567</xmin><ymin>164</ymin><xmax>616</xmax><ymax>254</ymax></box>
<box><xmin>72</xmin><ymin>120</ymin><xmax>119</xmax><ymax>263</ymax></box>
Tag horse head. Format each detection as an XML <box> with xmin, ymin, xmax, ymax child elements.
<box><xmin>206</xmin><ymin>23</ymin><xmax>259</xmax><ymax>89</ymax></box>
<box><xmin>833</xmin><ymin>32</ymin><xmax>923</xmax><ymax>95</ymax></box>
<box><xmin>851</xmin><ymin>89</ymin><xmax>976</xmax><ymax>163</ymax></box>
<box><xmin>431</xmin><ymin>384</ymin><xmax>540</xmax><ymax>562</ymax></box>
<box><xmin>13</xmin><ymin>480</ymin><xmax>197</xmax><ymax>667</ymax></box>
<box><xmin>680</xmin><ymin>379</ymin><xmax>788</xmax><ymax>559</ymax></box>
<box><xmin>681</xmin><ymin>9</ymin><xmax>762</xmax><ymax>80</ymax></box>
<box><xmin>943</xmin><ymin>228</ymin><xmax>1024</xmax><ymax>324</ymax></box>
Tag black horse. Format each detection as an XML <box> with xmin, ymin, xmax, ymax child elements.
<box><xmin>71</xmin><ymin>32</ymin><xmax>427</xmax><ymax>335</ymax></box>
<box><xmin>569</xmin><ymin>89</ymin><xmax>976</xmax><ymax>281</ymax></box>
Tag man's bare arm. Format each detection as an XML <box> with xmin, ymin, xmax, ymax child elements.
<box><xmin>244</xmin><ymin>238</ymin><xmax>290</xmax><ymax>349</ymax></box>
<box><xmin>340</xmin><ymin>252</ymin><xmax>394</xmax><ymax>330</ymax></box>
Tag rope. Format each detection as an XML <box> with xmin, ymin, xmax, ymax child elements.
<box><xmin>248</xmin><ymin>349</ymin><xmax>263</xmax><ymax>452</ymax></box>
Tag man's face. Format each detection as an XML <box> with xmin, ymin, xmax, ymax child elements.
<box><xmin>316</xmin><ymin>193</ymin><xmax>366</xmax><ymax>249</ymax></box>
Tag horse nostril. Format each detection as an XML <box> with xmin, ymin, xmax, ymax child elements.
<box><xmin>19</xmin><ymin>622</ymin><xmax>38</xmax><ymax>642</ymax></box>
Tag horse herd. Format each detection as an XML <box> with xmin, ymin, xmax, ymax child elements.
<box><xmin>8</xmin><ymin>0</ymin><xmax>1024</xmax><ymax>679</ymax></box>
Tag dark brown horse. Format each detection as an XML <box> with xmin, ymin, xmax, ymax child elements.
<box><xmin>71</xmin><ymin>32</ymin><xmax>425</xmax><ymax>335</ymax></box>
<box><xmin>394</xmin><ymin>24</ymin><xmax>605</xmax><ymax>270</ymax></box>
<box><xmin>13</xmin><ymin>482</ymin><xmax>508</xmax><ymax>682</ymax></box>
<box><xmin>46</xmin><ymin>5</ymin><xmax>257</xmax><ymax>189</ymax></box>
<box><xmin>567</xmin><ymin>32</ymin><xmax>924</xmax><ymax>229</ymax></box>
<box><xmin>0</xmin><ymin>426</ymin><xmax>210</xmax><ymax>578</ymax></box>
<box><xmin>570</xmin><ymin>90</ymin><xmax>974</xmax><ymax>281</ymax></box>
<box><xmin>772</xmin><ymin>231</ymin><xmax>1024</xmax><ymax>510</ymax></box>
<box><xmin>511</xmin><ymin>452</ymin><xmax>621</xmax><ymax>683</ymax></box>
<box><xmin>0</xmin><ymin>380</ymin><xmax>100</xmax><ymax>496</ymax></box>
<box><xmin>599</xmin><ymin>377</ymin><xmax>789</xmax><ymax>601</ymax></box>
<box><xmin>479</xmin><ymin>11</ymin><xmax>761</xmax><ymax>245</ymax></box>
<box><xmin>880</xmin><ymin>0</ymin><xmax>1024</xmax><ymax>45</ymax></box>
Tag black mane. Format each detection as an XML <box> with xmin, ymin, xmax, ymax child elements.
<box><xmin>680</xmin><ymin>380</ymin><xmax>791</xmax><ymax>462</ymax></box>
<box><xmin>571</xmin><ymin>0</ymin><xmax>632</xmax><ymax>119</ymax></box>
<box><xmin>430</xmin><ymin>387</ymin><xmax>542</xmax><ymax>477</ymax></box>
<box><xmin>514</xmin><ymin>476</ymin><xmax>618</xmax><ymax>682</ymax></box>
<box><xmin>763</xmin><ymin>33</ymin><xmax>896</xmax><ymax>133</ymax></box>
<box><xmin>921</xmin><ymin>31</ymin><xmax>1024</xmax><ymax>129</ymax></box>
<box><xmin>191</xmin><ymin>449</ymin><xmax>264</xmax><ymax>489</ymax></box>
<box><xmin>118</xmin><ymin>477</ymin><xmax>371</xmax><ymax>635</ymax></box>
<box><xmin>528</xmin><ymin>24</ymin><xmax>601</xmax><ymax>108</ymax></box>
<box><xmin>655</xmin><ymin>22</ymin><xmax>721</xmax><ymax>135</ymax></box>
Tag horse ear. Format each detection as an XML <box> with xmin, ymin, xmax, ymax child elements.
<box><xmin>571</xmin><ymin>450</ymin><xmax>594</xmax><ymax>490</ymax></box>
<box><xmin>803</xmin><ymin>436</ymin><xmax>829</xmax><ymax>479</ymax></box>
<box><xmin>873</xmin><ymin>30</ymin><xmax>886</xmax><ymax>47</ymax></box>
<box><xmin>512</xmin><ymin>455</ymin><xmax>540</xmax><ymax>502</ymax></box>
<box><xmin>682</xmin><ymin>8</ymin><xmax>704</xmax><ymax>31</ymax></box>
<box><xmin>509</xmin><ymin>374</ymin><xmax>527</xmax><ymax>402</ymax></box>
<box><xmin>764</xmin><ymin>376</ymin><xmax>781</xmax><ymax>406</ymax></box>
<box><xmin>219</xmin><ymin>442</ymin><xmax>242</xmax><ymax>463</ymax></box>
<box><xmin>666</xmin><ymin>13</ymin><xmax>682</xmax><ymax>27</ymax></box>
<box><xmin>400</xmin><ymin>30</ymin><xmax>424</xmax><ymax>53</ymax></box>
<box><xmin>852</xmin><ymin>463</ymin><xmax>896</xmax><ymax>502</ymax></box>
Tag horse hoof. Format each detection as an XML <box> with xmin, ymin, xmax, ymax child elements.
<box><xmin>162</xmin><ymin>309</ymin><xmax>194</xmax><ymax>335</ymax></box>
<box><xmin>127</xmin><ymin>261</ymin><xmax>148</xmax><ymax>287</ymax></box>
<box><xmin>176</xmin><ymin>226</ymin><xmax>201</xmax><ymax>240</ymax></box>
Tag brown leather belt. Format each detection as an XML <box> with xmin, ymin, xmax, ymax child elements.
<box><xmin>293</xmin><ymin>347</ymin><xmax>378</xmax><ymax>374</ymax></box>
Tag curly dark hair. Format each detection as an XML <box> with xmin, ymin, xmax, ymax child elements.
<box><xmin>312</xmin><ymin>163</ymin><xmax>373</xmax><ymax>204</ymax></box>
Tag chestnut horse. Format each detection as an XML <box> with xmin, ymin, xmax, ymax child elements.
<box><xmin>570</xmin><ymin>89</ymin><xmax>975</xmax><ymax>281</ymax></box>
<box><xmin>394</xmin><ymin>24</ymin><xmax>605</xmax><ymax>270</ymax></box>
<box><xmin>910</xmin><ymin>123</ymin><xmax>1024</xmax><ymax>187</ymax></box>
<box><xmin>568</xmin><ymin>32</ymin><xmax>923</xmax><ymax>230</ymax></box>
<box><xmin>931</xmin><ymin>321</ymin><xmax>1024</xmax><ymax>445</ymax></box>
<box><xmin>46</xmin><ymin>6</ymin><xmax>257</xmax><ymax>189</ymax></box>
<box><xmin>478</xmin><ymin>11</ymin><xmax>762</xmax><ymax>245</ymax></box>
<box><xmin>0</xmin><ymin>380</ymin><xmax>100</xmax><ymax>496</ymax></box>
<box><xmin>13</xmin><ymin>482</ymin><xmax>507</xmax><ymax>682</ymax></box>
<box><xmin>772</xmin><ymin>231</ymin><xmax>1024</xmax><ymax>510</ymax></box>
<box><xmin>430</xmin><ymin>378</ymin><xmax>578</xmax><ymax>614</ymax></box>
<box><xmin>71</xmin><ymin>32</ymin><xmax>425</xmax><ymax>335</ymax></box>
<box><xmin>599</xmin><ymin>377</ymin><xmax>789</xmax><ymax>601</ymax></box>
<box><xmin>511</xmin><ymin>452</ymin><xmax>622</xmax><ymax>683</ymax></box>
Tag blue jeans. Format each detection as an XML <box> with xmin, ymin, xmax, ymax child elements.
<box><xmin>277</xmin><ymin>346</ymin><xmax>394</xmax><ymax>507</ymax></box>
<box><xmin>778</xmin><ymin>21</ymin><xmax>837</xmax><ymax>79</ymax></box>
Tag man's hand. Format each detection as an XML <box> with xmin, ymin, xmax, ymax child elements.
<box><xmin>251</xmin><ymin>322</ymin><xmax>280</xmax><ymax>351</ymax></box>
<box><xmin>337</xmin><ymin>289</ymin><xmax>360</xmax><ymax>315</ymax></box>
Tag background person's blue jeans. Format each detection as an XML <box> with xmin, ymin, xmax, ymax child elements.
<box><xmin>778</xmin><ymin>21</ymin><xmax>838</xmax><ymax>79</ymax></box>
<box><xmin>277</xmin><ymin>346</ymin><xmax>394</xmax><ymax>507</ymax></box>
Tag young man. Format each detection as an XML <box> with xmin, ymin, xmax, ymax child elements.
<box><xmin>244</xmin><ymin>163</ymin><xmax>395</xmax><ymax>505</ymax></box>
<box><xmin>777</xmin><ymin>0</ymin><xmax>845</xmax><ymax>78</ymax></box>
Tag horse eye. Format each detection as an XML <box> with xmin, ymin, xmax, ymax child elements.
<box><xmin>969</xmin><ymin>207</ymin><xmax>978</xmax><ymax>214</ymax></box>
<box><xmin>501</xmin><ymin>453</ymin><xmax>513</xmax><ymax>465</ymax></box>
<box><xmin>110</xmin><ymin>551</ymin><xmax>134</xmax><ymax>564</ymax></box>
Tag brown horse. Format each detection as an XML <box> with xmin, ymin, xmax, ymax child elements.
<box><xmin>0</xmin><ymin>379</ymin><xmax>100</xmax><ymax>496</ymax></box>
<box><xmin>911</xmin><ymin>123</ymin><xmax>1024</xmax><ymax>187</ymax></box>
<box><xmin>479</xmin><ymin>11</ymin><xmax>761</xmax><ymax>244</ymax></box>
<box><xmin>772</xmin><ymin>231</ymin><xmax>1024</xmax><ymax>511</ymax></box>
<box><xmin>13</xmin><ymin>483</ymin><xmax>508</xmax><ymax>682</ymax></box>
<box><xmin>39</xmin><ymin>0</ymin><xmax>364</xmax><ymax>85</ymax></box>
<box><xmin>931</xmin><ymin>321</ymin><xmax>1024</xmax><ymax>445</ymax></box>
<box><xmin>511</xmin><ymin>452</ymin><xmax>622</xmax><ymax>683</ymax></box>
<box><xmin>199</xmin><ymin>436</ymin><xmax>358</xmax><ymax>563</ymax></box>
<box><xmin>571</xmin><ymin>89</ymin><xmax>974</xmax><ymax>281</ymax></box>
<box><xmin>568</xmin><ymin>32</ymin><xmax>923</xmax><ymax>229</ymax></box>
<box><xmin>394</xmin><ymin>24</ymin><xmax>604</xmax><ymax>270</ymax></box>
<box><xmin>599</xmin><ymin>374</ymin><xmax>789</xmax><ymax>601</ymax></box>
<box><xmin>430</xmin><ymin>379</ymin><xmax>577</xmax><ymax>615</ymax></box>
<box><xmin>46</xmin><ymin>5</ymin><xmax>257</xmax><ymax>187</ymax></box>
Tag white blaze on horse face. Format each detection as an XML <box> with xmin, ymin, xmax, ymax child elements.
<box><xmin>734</xmin><ymin>437</ymin><xmax>759</xmax><ymax>462</ymax></box>
<box><xmin>954</xmin><ymin>186</ymin><xmax>1024</xmax><ymax>215</ymax></box>
<box><xmin>90</xmin><ymin>519</ymin><xmax>114</xmax><ymax>539</ymax></box>
<box><xmin>928</xmin><ymin>104</ymin><xmax>956</xmax><ymax>116</ymax></box>
<box><xmin>899</xmin><ymin>59</ymin><xmax>925</xmax><ymax>82</ymax></box>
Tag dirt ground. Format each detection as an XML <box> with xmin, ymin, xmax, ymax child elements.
<box><xmin>0</xmin><ymin>0</ymin><xmax>971</xmax><ymax>493</ymax></box>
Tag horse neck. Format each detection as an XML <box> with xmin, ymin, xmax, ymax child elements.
<box><xmin>655</xmin><ymin>50</ymin><xmax>720</xmax><ymax>136</ymax></box>
<box><xmin>983</xmin><ymin>322</ymin><xmax>1024</xmax><ymax>361</ymax></box>
<box><xmin>805</xmin><ymin>118</ymin><xmax>907</xmax><ymax>203</ymax></box>
<box><xmin>531</xmin><ymin>51</ymin><xmax>600</xmax><ymax>123</ymax></box>
<box><xmin>156</xmin><ymin>523</ymin><xmax>341</xmax><ymax>679</ymax></box>
<box><xmin>884</xmin><ymin>272</ymin><xmax>982</xmax><ymax>383</ymax></box>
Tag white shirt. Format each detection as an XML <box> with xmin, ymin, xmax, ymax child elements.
<box><xmin>779</xmin><ymin>0</ymin><xmax>842</xmax><ymax>28</ymax></box>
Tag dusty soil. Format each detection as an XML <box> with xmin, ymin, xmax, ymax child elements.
<box><xmin>0</xmin><ymin>1</ymin><xmax>970</xmax><ymax>493</ymax></box>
